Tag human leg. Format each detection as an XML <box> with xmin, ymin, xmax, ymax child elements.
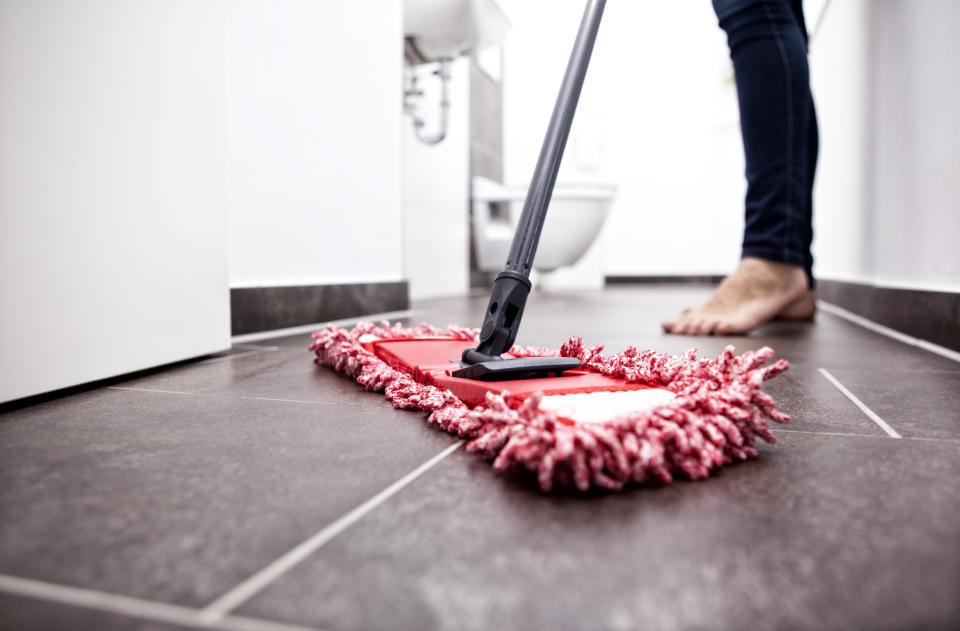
<box><xmin>663</xmin><ymin>0</ymin><xmax>816</xmax><ymax>335</ymax></box>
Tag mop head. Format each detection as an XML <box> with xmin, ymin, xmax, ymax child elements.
<box><xmin>310</xmin><ymin>321</ymin><xmax>790</xmax><ymax>492</ymax></box>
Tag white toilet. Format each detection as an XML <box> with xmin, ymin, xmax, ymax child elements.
<box><xmin>471</xmin><ymin>176</ymin><xmax>616</xmax><ymax>279</ymax></box>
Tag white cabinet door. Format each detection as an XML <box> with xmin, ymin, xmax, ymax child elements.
<box><xmin>0</xmin><ymin>1</ymin><xmax>230</xmax><ymax>403</ymax></box>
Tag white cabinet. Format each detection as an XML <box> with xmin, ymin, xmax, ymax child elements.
<box><xmin>0</xmin><ymin>1</ymin><xmax>230</xmax><ymax>403</ymax></box>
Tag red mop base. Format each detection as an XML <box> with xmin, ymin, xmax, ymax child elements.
<box><xmin>310</xmin><ymin>321</ymin><xmax>790</xmax><ymax>492</ymax></box>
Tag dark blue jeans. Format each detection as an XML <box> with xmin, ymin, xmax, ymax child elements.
<box><xmin>713</xmin><ymin>0</ymin><xmax>818</xmax><ymax>287</ymax></box>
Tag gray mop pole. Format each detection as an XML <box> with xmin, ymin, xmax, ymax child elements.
<box><xmin>505</xmin><ymin>0</ymin><xmax>607</xmax><ymax>277</ymax></box>
<box><xmin>461</xmin><ymin>0</ymin><xmax>606</xmax><ymax>368</ymax></box>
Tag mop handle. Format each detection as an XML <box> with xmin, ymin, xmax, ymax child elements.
<box><xmin>504</xmin><ymin>0</ymin><xmax>606</xmax><ymax>277</ymax></box>
<box><xmin>465</xmin><ymin>0</ymin><xmax>606</xmax><ymax>362</ymax></box>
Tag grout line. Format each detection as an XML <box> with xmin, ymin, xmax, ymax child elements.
<box><xmin>0</xmin><ymin>574</ymin><xmax>322</xmax><ymax>631</ymax></box>
<box><xmin>773</xmin><ymin>428</ymin><xmax>888</xmax><ymax>439</ymax></box>
<box><xmin>199</xmin><ymin>440</ymin><xmax>465</xmax><ymax>622</ymax></box>
<box><xmin>772</xmin><ymin>427</ymin><xmax>960</xmax><ymax>444</ymax></box>
<box><xmin>233</xmin><ymin>344</ymin><xmax>283</xmax><ymax>351</ymax></box>
<box><xmin>246</xmin><ymin>396</ymin><xmax>336</xmax><ymax>406</ymax></box>
<box><xmin>914</xmin><ymin>338</ymin><xmax>960</xmax><ymax>363</ymax></box>
<box><xmin>208</xmin><ymin>614</ymin><xmax>326</xmax><ymax>631</ymax></box>
<box><xmin>818</xmin><ymin>368</ymin><xmax>901</xmax><ymax>438</ymax></box>
<box><xmin>230</xmin><ymin>310</ymin><xmax>414</xmax><ymax>344</ymax></box>
<box><xmin>106</xmin><ymin>387</ymin><xmax>335</xmax><ymax>406</ymax></box>
<box><xmin>107</xmin><ymin>386</ymin><xmax>218</xmax><ymax>397</ymax></box>
<box><xmin>817</xmin><ymin>301</ymin><xmax>960</xmax><ymax>364</ymax></box>
<box><xmin>198</xmin><ymin>350</ymin><xmax>266</xmax><ymax>365</ymax></box>
<box><xmin>0</xmin><ymin>574</ymin><xmax>199</xmax><ymax>627</ymax></box>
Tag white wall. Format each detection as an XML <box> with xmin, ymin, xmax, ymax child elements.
<box><xmin>812</xmin><ymin>0</ymin><xmax>960</xmax><ymax>291</ymax></box>
<box><xmin>501</xmin><ymin>0</ymin><xmax>960</xmax><ymax>291</ymax></box>
<box><xmin>807</xmin><ymin>0</ymin><xmax>869</xmax><ymax>283</ymax></box>
<box><xmin>500</xmin><ymin>0</ymin><xmax>743</xmax><ymax>278</ymax></box>
<box><xmin>0</xmin><ymin>0</ymin><xmax>230</xmax><ymax>403</ymax></box>
<box><xmin>226</xmin><ymin>0</ymin><xmax>404</xmax><ymax>288</ymax></box>
<box><xmin>402</xmin><ymin>58</ymin><xmax>471</xmax><ymax>300</ymax></box>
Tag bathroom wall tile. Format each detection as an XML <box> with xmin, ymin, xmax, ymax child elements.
<box><xmin>469</xmin><ymin>144</ymin><xmax>502</xmax><ymax>183</ymax></box>
<box><xmin>468</xmin><ymin>54</ymin><xmax>504</xmax><ymax>290</ymax></box>
<box><xmin>469</xmin><ymin>57</ymin><xmax>503</xmax><ymax>160</ymax></box>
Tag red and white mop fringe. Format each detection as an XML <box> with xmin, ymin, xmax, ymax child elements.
<box><xmin>310</xmin><ymin>321</ymin><xmax>790</xmax><ymax>492</ymax></box>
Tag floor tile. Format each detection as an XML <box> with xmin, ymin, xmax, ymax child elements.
<box><xmin>236</xmin><ymin>432</ymin><xmax>960</xmax><ymax>631</ymax></box>
<box><xmin>0</xmin><ymin>387</ymin><xmax>455</xmax><ymax>607</ymax></box>
<box><xmin>761</xmin><ymin>367</ymin><xmax>888</xmax><ymax>435</ymax></box>
<box><xmin>826</xmin><ymin>367</ymin><xmax>960</xmax><ymax>440</ymax></box>
<box><xmin>0</xmin><ymin>592</ymin><xmax>196</xmax><ymax>631</ymax></box>
<box><xmin>414</xmin><ymin>288</ymin><xmax>960</xmax><ymax>372</ymax></box>
<box><xmin>412</xmin><ymin>288</ymin><xmax>922</xmax><ymax>437</ymax></box>
<box><xmin>116</xmin><ymin>345</ymin><xmax>356</xmax><ymax>404</ymax></box>
<box><xmin>2</xmin><ymin>284</ymin><xmax>957</xmax><ymax>631</ymax></box>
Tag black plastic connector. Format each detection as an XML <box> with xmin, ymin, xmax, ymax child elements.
<box><xmin>451</xmin><ymin>271</ymin><xmax>581</xmax><ymax>381</ymax></box>
<box><xmin>471</xmin><ymin>271</ymin><xmax>531</xmax><ymax>361</ymax></box>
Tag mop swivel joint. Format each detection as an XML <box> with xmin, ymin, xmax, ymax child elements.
<box><xmin>452</xmin><ymin>272</ymin><xmax>581</xmax><ymax>381</ymax></box>
<box><xmin>473</xmin><ymin>271</ymin><xmax>531</xmax><ymax>359</ymax></box>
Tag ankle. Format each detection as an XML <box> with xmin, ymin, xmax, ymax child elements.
<box><xmin>738</xmin><ymin>257</ymin><xmax>806</xmax><ymax>283</ymax></box>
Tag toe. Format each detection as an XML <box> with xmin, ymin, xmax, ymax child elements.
<box><xmin>663</xmin><ymin>307</ymin><xmax>697</xmax><ymax>334</ymax></box>
<box><xmin>695</xmin><ymin>318</ymin><xmax>718</xmax><ymax>336</ymax></box>
<box><xmin>686</xmin><ymin>319</ymin><xmax>704</xmax><ymax>335</ymax></box>
<box><xmin>701</xmin><ymin>318</ymin><xmax>722</xmax><ymax>336</ymax></box>
<box><xmin>668</xmin><ymin>318</ymin><xmax>691</xmax><ymax>335</ymax></box>
<box><xmin>715</xmin><ymin>319</ymin><xmax>747</xmax><ymax>336</ymax></box>
<box><xmin>714</xmin><ymin>322</ymin><xmax>734</xmax><ymax>335</ymax></box>
<box><xmin>662</xmin><ymin>310</ymin><xmax>693</xmax><ymax>334</ymax></box>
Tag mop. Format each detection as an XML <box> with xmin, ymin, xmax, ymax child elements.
<box><xmin>310</xmin><ymin>0</ymin><xmax>790</xmax><ymax>492</ymax></box>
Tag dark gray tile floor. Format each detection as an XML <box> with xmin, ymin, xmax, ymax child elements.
<box><xmin>1</xmin><ymin>285</ymin><xmax>958</xmax><ymax>630</ymax></box>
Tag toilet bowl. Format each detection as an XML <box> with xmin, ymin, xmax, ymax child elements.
<box><xmin>471</xmin><ymin>176</ymin><xmax>616</xmax><ymax>272</ymax></box>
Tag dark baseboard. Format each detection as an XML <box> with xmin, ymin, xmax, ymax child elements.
<box><xmin>605</xmin><ymin>275</ymin><xmax>724</xmax><ymax>285</ymax></box>
<box><xmin>816</xmin><ymin>279</ymin><xmax>960</xmax><ymax>353</ymax></box>
<box><xmin>230</xmin><ymin>281</ymin><xmax>409</xmax><ymax>336</ymax></box>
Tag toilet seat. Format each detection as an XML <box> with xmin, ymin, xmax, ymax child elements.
<box><xmin>473</xmin><ymin>178</ymin><xmax>615</xmax><ymax>202</ymax></box>
<box><xmin>471</xmin><ymin>176</ymin><xmax>617</xmax><ymax>273</ymax></box>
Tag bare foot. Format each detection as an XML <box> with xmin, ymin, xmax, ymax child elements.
<box><xmin>775</xmin><ymin>289</ymin><xmax>817</xmax><ymax>320</ymax></box>
<box><xmin>661</xmin><ymin>258</ymin><xmax>812</xmax><ymax>335</ymax></box>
